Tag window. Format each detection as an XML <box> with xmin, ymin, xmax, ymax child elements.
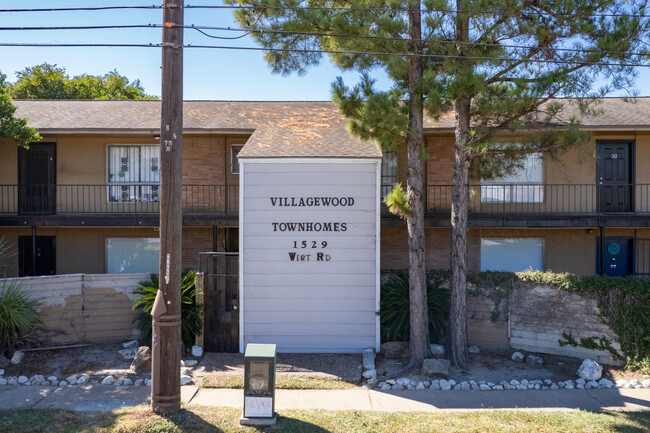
<box><xmin>381</xmin><ymin>150</ymin><xmax>398</xmax><ymax>198</ymax></box>
<box><xmin>481</xmin><ymin>153</ymin><xmax>543</xmax><ymax>203</ymax></box>
<box><xmin>231</xmin><ymin>145</ymin><xmax>243</xmax><ymax>174</ymax></box>
<box><xmin>106</xmin><ymin>237</ymin><xmax>159</xmax><ymax>273</ymax></box>
<box><xmin>480</xmin><ymin>238</ymin><xmax>544</xmax><ymax>272</ymax></box>
<box><xmin>107</xmin><ymin>145</ymin><xmax>160</xmax><ymax>202</ymax></box>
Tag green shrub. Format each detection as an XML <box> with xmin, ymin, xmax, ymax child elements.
<box><xmin>132</xmin><ymin>268</ymin><xmax>203</xmax><ymax>347</ymax></box>
<box><xmin>0</xmin><ymin>279</ymin><xmax>41</xmax><ymax>356</ymax></box>
<box><xmin>380</xmin><ymin>270</ymin><xmax>450</xmax><ymax>344</ymax></box>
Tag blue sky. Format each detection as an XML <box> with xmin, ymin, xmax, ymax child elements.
<box><xmin>0</xmin><ymin>0</ymin><xmax>648</xmax><ymax>101</ymax></box>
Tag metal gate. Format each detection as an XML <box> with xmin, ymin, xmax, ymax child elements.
<box><xmin>199</xmin><ymin>252</ymin><xmax>239</xmax><ymax>352</ymax></box>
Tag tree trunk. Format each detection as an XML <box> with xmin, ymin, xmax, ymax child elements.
<box><xmin>448</xmin><ymin>0</ymin><xmax>471</xmax><ymax>369</ymax></box>
<box><xmin>406</xmin><ymin>0</ymin><xmax>430</xmax><ymax>368</ymax></box>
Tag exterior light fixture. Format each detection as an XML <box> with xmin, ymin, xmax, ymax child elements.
<box><xmin>240</xmin><ymin>343</ymin><xmax>277</xmax><ymax>425</ymax></box>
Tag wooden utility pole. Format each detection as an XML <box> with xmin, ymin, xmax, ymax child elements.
<box><xmin>152</xmin><ymin>0</ymin><xmax>183</xmax><ymax>415</ymax></box>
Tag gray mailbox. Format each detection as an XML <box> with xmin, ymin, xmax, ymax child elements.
<box><xmin>241</xmin><ymin>343</ymin><xmax>277</xmax><ymax>425</ymax></box>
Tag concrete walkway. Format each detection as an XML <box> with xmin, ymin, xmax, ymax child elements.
<box><xmin>0</xmin><ymin>385</ymin><xmax>649</xmax><ymax>412</ymax></box>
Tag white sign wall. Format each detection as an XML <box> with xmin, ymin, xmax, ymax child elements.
<box><xmin>240</xmin><ymin>159</ymin><xmax>380</xmax><ymax>352</ymax></box>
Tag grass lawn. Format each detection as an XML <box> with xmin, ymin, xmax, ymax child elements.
<box><xmin>0</xmin><ymin>406</ymin><xmax>649</xmax><ymax>433</ymax></box>
<box><xmin>200</xmin><ymin>374</ymin><xmax>356</xmax><ymax>390</ymax></box>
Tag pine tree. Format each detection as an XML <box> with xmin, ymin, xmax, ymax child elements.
<box><xmin>226</xmin><ymin>0</ymin><xmax>649</xmax><ymax>368</ymax></box>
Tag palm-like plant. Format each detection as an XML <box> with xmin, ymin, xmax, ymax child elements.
<box><xmin>380</xmin><ymin>271</ymin><xmax>450</xmax><ymax>344</ymax></box>
<box><xmin>132</xmin><ymin>268</ymin><xmax>203</xmax><ymax>346</ymax></box>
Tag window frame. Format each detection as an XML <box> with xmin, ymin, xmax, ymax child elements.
<box><xmin>107</xmin><ymin>144</ymin><xmax>160</xmax><ymax>203</ymax></box>
<box><xmin>480</xmin><ymin>237</ymin><xmax>545</xmax><ymax>272</ymax></box>
<box><xmin>480</xmin><ymin>151</ymin><xmax>544</xmax><ymax>203</ymax></box>
<box><xmin>231</xmin><ymin>145</ymin><xmax>243</xmax><ymax>174</ymax></box>
<box><xmin>105</xmin><ymin>237</ymin><xmax>160</xmax><ymax>274</ymax></box>
<box><xmin>381</xmin><ymin>149</ymin><xmax>398</xmax><ymax>199</ymax></box>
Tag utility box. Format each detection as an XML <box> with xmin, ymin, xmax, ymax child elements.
<box><xmin>241</xmin><ymin>343</ymin><xmax>277</xmax><ymax>424</ymax></box>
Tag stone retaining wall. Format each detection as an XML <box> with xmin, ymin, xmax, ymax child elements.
<box><xmin>3</xmin><ymin>273</ymin><xmax>147</xmax><ymax>344</ymax></box>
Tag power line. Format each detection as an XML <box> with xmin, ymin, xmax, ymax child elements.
<box><xmin>2</xmin><ymin>23</ymin><xmax>645</xmax><ymax>59</ymax></box>
<box><xmin>0</xmin><ymin>5</ymin><xmax>162</xmax><ymax>13</ymax></box>
<box><xmin>184</xmin><ymin>4</ymin><xmax>650</xmax><ymax>19</ymax></box>
<box><xmin>184</xmin><ymin>24</ymin><xmax>650</xmax><ymax>58</ymax></box>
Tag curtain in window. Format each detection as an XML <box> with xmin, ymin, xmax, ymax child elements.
<box><xmin>108</xmin><ymin>145</ymin><xmax>160</xmax><ymax>202</ymax></box>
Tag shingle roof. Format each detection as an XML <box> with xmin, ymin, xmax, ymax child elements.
<box><xmin>13</xmin><ymin>100</ymin><xmax>382</xmax><ymax>159</ymax></box>
<box><xmin>13</xmin><ymin>98</ymin><xmax>650</xmax><ymax>158</ymax></box>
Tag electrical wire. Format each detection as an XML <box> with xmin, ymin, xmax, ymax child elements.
<box><xmin>0</xmin><ymin>5</ymin><xmax>162</xmax><ymax>13</ymax></box>
<box><xmin>184</xmin><ymin>4</ymin><xmax>650</xmax><ymax>19</ymax></box>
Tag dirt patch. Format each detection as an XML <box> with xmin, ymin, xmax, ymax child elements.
<box><xmin>5</xmin><ymin>343</ymin><xmax>648</xmax><ymax>386</ymax></box>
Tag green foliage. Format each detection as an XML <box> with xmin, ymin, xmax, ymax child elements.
<box><xmin>10</xmin><ymin>63</ymin><xmax>157</xmax><ymax>100</ymax></box>
<box><xmin>559</xmin><ymin>331</ymin><xmax>621</xmax><ymax>360</ymax></box>
<box><xmin>0</xmin><ymin>73</ymin><xmax>40</xmax><ymax>148</ymax></box>
<box><xmin>132</xmin><ymin>269</ymin><xmax>203</xmax><ymax>347</ymax></box>
<box><xmin>380</xmin><ymin>271</ymin><xmax>450</xmax><ymax>343</ymax></box>
<box><xmin>0</xmin><ymin>280</ymin><xmax>41</xmax><ymax>356</ymax></box>
<box><xmin>384</xmin><ymin>182</ymin><xmax>411</xmax><ymax>219</ymax></box>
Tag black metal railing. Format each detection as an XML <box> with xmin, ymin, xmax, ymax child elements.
<box><xmin>426</xmin><ymin>183</ymin><xmax>650</xmax><ymax>215</ymax></box>
<box><xmin>0</xmin><ymin>184</ymin><xmax>239</xmax><ymax>215</ymax></box>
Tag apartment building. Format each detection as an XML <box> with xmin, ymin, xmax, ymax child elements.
<box><xmin>1</xmin><ymin>99</ymin><xmax>649</xmax><ymax>278</ymax></box>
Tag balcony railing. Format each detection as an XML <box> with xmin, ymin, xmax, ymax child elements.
<box><xmin>427</xmin><ymin>183</ymin><xmax>650</xmax><ymax>215</ymax></box>
<box><xmin>0</xmin><ymin>184</ymin><xmax>239</xmax><ymax>215</ymax></box>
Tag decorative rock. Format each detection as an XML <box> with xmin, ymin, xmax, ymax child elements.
<box><xmin>406</xmin><ymin>384</ymin><xmax>415</xmax><ymax>390</ymax></box>
<box><xmin>544</xmin><ymin>379</ymin><xmax>553</xmax><ymax>386</ymax></box>
<box><xmin>550</xmin><ymin>383</ymin><xmax>559</xmax><ymax>390</ymax></box>
<box><xmin>430</xmin><ymin>344</ymin><xmax>445</xmax><ymax>356</ymax></box>
<box><xmin>511</xmin><ymin>352</ymin><xmax>525</xmax><ymax>362</ymax></box>
<box><xmin>0</xmin><ymin>355</ymin><xmax>9</xmax><ymax>368</ymax></box>
<box><xmin>534</xmin><ymin>383</ymin><xmax>541</xmax><ymax>390</ymax></box>
<box><xmin>101</xmin><ymin>376</ymin><xmax>115</xmax><ymax>385</ymax></box>
<box><xmin>123</xmin><ymin>378</ymin><xmax>133</xmax><ymax>386</ymax></box>
<box><xmin>380</xmin><ymin>341</ymin><xmax>409</xmax><ymax>359</ymax></box>
<box><xmin>134</xmin><ymin>379</ymin><xmax>144</xmax><ymax>386</ymax></box>
<box><xmin>422</xmin><ymin>380</ymin><xmax>431</xmax><ymax>387</ymax></box>
<box><xmin>362</xmin><ymin>348</ymin><xmax>376</xmax><ymax>370</ymax></box>
<box><xmin>577</xmin><ymin>359</ymin><xmax>602</xmax><ymax>382</ymax></box>
<box><xmin>642</xmin><ymin>379</ymin><xmax>650</xmax><ymax>388</ymax></box>
<box><xmin>479</xmin><ymin>384</ymin><xmax>491</xmax><ymax>390</ymax></box>
<box><xmin>392</xmin><ymin>383</ymin><xmax>405</xmax><ymax>390</ymax></box>
<box><xmin>422</xmin><ymin>358</ymin><xmax>450</xmax><ymax>377</ymax></box>
<box><xmin>586</xmin><ymin>380</ymin><xmax>600</xmax><ymax>389</ymax></box>
<box><xmin>385</xmin><ymin>379</ymin><xmax>396</xmax><ymax>385</ymax></box>
<box><xmin>525</xmin><ymin>355</ymin><xmax>544</xmax><ymax>366</ymax></box>
<box><xmin>47</xmin><ymin>376</ymin><xmax>57</xmax><ymax>382</ymax></box>
<box><xmin>565</xmin><ymin>382</ymin><xmax>575</xmax><ymax>389</ymax></box>
<box><xmin>379</xmin><ymin>382</ymin><xmax>392</xmax><ymax>390</ymax></box>
<box><xmin>429</xmin><ymin>380</ymin><xmax>441</xmax><ymax>390</ymax></box>
<box><xmin>629</xmin><ymin>379</ymin><xmax>641</xmax><ymax>387</ymax></box>
<box><xmin>598</xmin><ymin>378</ymin><xmax>614</xmax><ymax>388</ymax></box>
<box><xmin>181</xmin><ymin>367</ymin><xmax>192</xmax><ymax>377</ymax></box>
<box><xmin>439</xmin><ymin>379</ymin><xmax>452</xmax><ymax>390</ymax></box>
<box><xmin>122</xmin><ymin>340</ymin><xmax>139</xmax><ymax>348</ymax></box>
<box><xmin>396</xmin><ymin>377</ymin><xmax>411</xmax><ymax>386</ymax></box>
<box><xmin>42</xmin><ymin>380</ymin><xmax>50</xmax><ymax>386</ymax></box>
<box><xmin>362</xmin><ymin>369</ymin><xmax>376</xmax><ymax>379</ymax></box>
<box><xmin>17</xmin><ymin>376</ymin><xmax>28</xmax><ymax>384</ymax></box>
<box><xmin>114</xmin><ymin>380</ymin><xmax>123</xmax><ymax>386</ymax></box>
<box><xmin>367</xmin><ymin>377</ymin><xmax>379</xmax><ymax>387</ymax></box>
<box><xmin>415</xmin><ymin>381</ymin><xmax>427</xmax><ymax>390</ymax></box>
<box><xmin>468</xmin><ymin>345</ymin><xmax>480</xmax><ymax>354</ymax></box>
<box><xmin>493</xmin><ymin>385</ymin><xmax>504</xmax><ymax>390</ymax></box>
<box><xmin>59</xmin><ymin>381</ymin><xmax>68</xmax><ymax>387</ymax></box>
<box><xmin>460</xmin><ymin>382</ymin><xmax>471</xmax><ymax>390</ymax></box>
<box><xmin>362</xmin><ymin>383</ymin><xmax>371</xmax><ymax>389</ymax></box>
<box><xmin>616</xmin><ymin>379</ymin><xmax>628</xmax><ymax>388</ymax></box>
<box><xmin>510</xmin><ymin>379</ymin><xmax>520</xmax><ymax>386</ymax></box>
<box><xmin>67</xmin><ymin>376</ymin><xmax>78</xmax><ymax>385</ymax></box>
<box><xmin>0</xmin><ymin>369</ymin><xmax>4</xmax><ymax>376</ymax></box>
<box><xmin>183</xmin><ymin>360</ymin><xmax>198</xmax><ymax>367</ymax></box>
<box><xmin>8</xmin><ymin>377</ymin><xmax>18</xmax><ymax>386</ymax></box>
<box><xmin>191</xmin><ymin>345</ymin><xmax>203</xmax><ymax>357</ymax></box>
<box><xmin>448</xmin><ymin>379</ymin><xmax>457</xmax><ymax>386</ymax></box>
<box><xmin>576</xmin><ymin>378</ymin><xmax>586</xmax><ymax>385</ymax></box>
<box><xmin>576</xmin><ymin>382</ymin><xmax>585</xmax><ymax>389</ymax></box>
<box><xmin>31</xmin><ymin>378</ymin><xmax>42</xmax><ymax>386</ymax></box>
<box><xmin>77</xmin><ymin>376</ymin><xmax>90</xmax><ymax>385</ymax></box>
<box><xmin>0</xmin><ymin>378</ymin><xmax>7</xmax><ymax>386</ymax></box>
<box><xmin>11</xmin><ymin>351</ymin><xmax>24</xmax><ymax>364</ymax></box>
<box><xmin>469</xmin><ymin>380</ymin><xmax>479</xmax><ymax>390</ymax></box>
<box><xmin>118</xmin><ymin>348</ymin><xmax>138</xmax><ymax>360</ymax></box>
<box><xmin>51</xmin><ymin>380</ymin><xmax>59</xmax><ymax>386</ymax></box>
<box><xmin>131</xmin><ymin>346</ymin><xmax>152</xmax><ymax>373</ymax></box>
<box><xmin>145</xmin><ymin>379</ymin><xmax>152</xmax><ymax>386</ymax></box>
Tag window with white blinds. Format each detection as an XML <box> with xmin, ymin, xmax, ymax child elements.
<box><xmin>106</xmin><ymin>237</ymin><xmax>160</xmax><ymax>273</ymax></box>
<box><xmin>481</xmin><ymin>153</ymin><xmax>544</xmax><ymax>203</ymax></box>
<box><xmin>107</xmin><ymin>145</ymin><xmax>160</xmax><ymax>202</ymax></box>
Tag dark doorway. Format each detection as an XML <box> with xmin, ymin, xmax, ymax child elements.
<box><xmin>597</xmin><ymin>237</ymin><xmax>633</xmax><ymax>277</ymax></box>
<box><xmin>18</xmin><ymin>143</ymin><xmax>56</xmax><ymax>215</ymax></box>
<box><xmin>18</xmin><ymin>236</ymin><xmax>56</xmax><ymax>276</ymax></box>
<box><xmin>200</xmin><ymin>252</ymin><xmax>239</xmax><ymax>352</ymax></box>
<box><xmin>597</xmin><ymin>141</ymin><xmax>632</xmax><ymax>212</ymax></box>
